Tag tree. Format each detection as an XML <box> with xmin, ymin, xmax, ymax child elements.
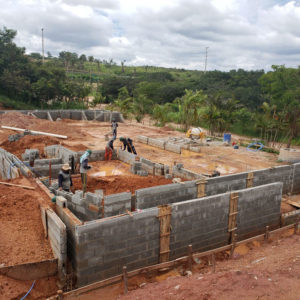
<box><xmin>88</xmin><ymin>55</ymin><xmax>94</xmax><ymax>62</ymax></box>
<box><xmin>259</xmin><ymin>65</ymin><xmax>300</xmax><ymax>148</ymax></box>
<box><xmin>175</xmin><ymin>89</ymin><xmax>207</xmax><ymax>131</ymax></box>
<box><xmin>79</xmin><ymin>54</ymin><xmax>87</xmax><ymax>62</ymax></box>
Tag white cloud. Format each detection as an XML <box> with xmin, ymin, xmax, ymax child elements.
<box><xmin>1</xmin><ymin>0</ymin><xmax>300</xmax><ymax>70</ymax></box>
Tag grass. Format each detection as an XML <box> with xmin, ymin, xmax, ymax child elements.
<box><xmin>0</xmin><ymin>94</ymin><xmax>38</xmax><ymax>109</ymax></box>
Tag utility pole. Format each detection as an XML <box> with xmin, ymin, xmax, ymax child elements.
<box><xmin>204</xmin><ymin>47</ymin><xmax>209</xmax><ymax>73</ymax></box>
<box><xmin>41</xmin><ymin>28</ymin><xmax>45</xmax><ymax>64</ymax></box>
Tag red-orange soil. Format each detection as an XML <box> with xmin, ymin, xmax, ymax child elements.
<box><xmin>72</xmin><ymin>174</ymin><xmax>173</xmax><ymax>195</ymax></box>
<box><xmin>0</xmin><ymin>177</ymin><xmax>54</xmax><ymax>266</ymax></box>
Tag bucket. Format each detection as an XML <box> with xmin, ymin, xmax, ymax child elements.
<box><xmin>223</xmin><ymin>133</ymin><xmax>231</xmax><ymax>143</ymax></box>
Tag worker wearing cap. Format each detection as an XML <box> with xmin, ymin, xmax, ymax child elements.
<box><xmin>80</xmin><ymin>149</ymin><xmax>92</xmax><ymax>194</ymax></box>
<box><xmin>119</xmin><ymin>137</ymin><xmax>137</xmax><ymax>155</ymax></box>
<box><xmin>105</xmin><ymin>139</ymin><xmax>114</xmax><ymax>160</ymax></box>
<box><xmin>58</xmin><ymin>164</ymin><xmax>73</xmax><ymax>192</ymax></box>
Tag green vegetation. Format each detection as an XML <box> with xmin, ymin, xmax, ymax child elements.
<box><xmin>1</xmin><ymin>26</ymin><xmax>300</xmax><ymax>147</ymax></box>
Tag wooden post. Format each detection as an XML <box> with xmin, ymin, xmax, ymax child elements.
<box><xmin>187</xmin><ymin>244</ymin><xmax>193</xmax><ymax>271</ymax></box>
<box><xmin>101</xmin><ymin>198</ymin><xmax>104</xmax><ymax>218</ymax></box>
<box><xmin>264</xmin><ymin>226</ymin><xmax>270</xmax><ymax>241</ymax></box>
<box><xmin>230</xmin><ymin>234</ymin><xmax>237</xmax><ymax>258</ymax></box>
<box><xmin>152</xmin><ymin>166</ymin><xmax>155</xmax><ymax>176</ymax></box>
<box><xmin>57</xmin><ymin>290</ymin><xmax>63</xmax><ymax>300</ymax></box>
<box><xmin>123</xmin><ymin>266</ymin><xmax>128</xmax><ymax>294</ymax></box>
<box><xmin>158</xmin><ymin>205</ymin><xmax>172</xmax><ymax>263</ymax></box>
<box><xmin>228</xmin><ymin>192</ymin><xmax>239</xmax><ymax>244</ymax></box>
<box><xmin>49</xmin><ymin>161</ymin><xmax>52</xmax><ymax>186</ymax></box>
<box><xmin>196</xmin><ymin>179</ymin><xmax>207</xmax><ymax>198</ymax></box>
<box><xmin>246</xmin><ymin>172</ymin><xmax>254</xmax><ymax>188</ymax></box>
<box><xmin>211</xmin><ymin>253</ymin><xmax>216</xmax><ymax>273</ymax></box>
<box><xmin>294</xmin><ymin>217</ymin><xmax>299</xmax><ymax>235</ymax></box>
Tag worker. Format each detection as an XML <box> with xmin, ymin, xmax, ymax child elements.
<box><xmin>58</xmin><ymin>164</ymin><xmax>73</xmax><ymax>192</ymax></box>
<box><xmin>111</xmin><ymin>119</ymin><xmax>118</xmax><ymax>140</ymax></box>
<box><xmin>105</xmin><ymin>138</ymin><xmax>114</xmax><ymax>160</ymax></box>
<box><xmin>119</xmin><ymin>137</ymin><xmax>137</xmax><ymax>155</ymax></box>
<box><xmin>80</xmin><ymin>149</ymin><xmax>92</xmax><ymax>194</ymax></box>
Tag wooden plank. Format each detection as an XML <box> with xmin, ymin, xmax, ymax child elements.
<box><xmin>196</xmin><ymin>180</ymin><xmax>206</xmax><ymax>198</ymax></box>
<box><xmin>287</xmin><ymin>200</ymin><xmax>300</xmax><ymax>209</ymax></box>
<box><xmin>246</xmin><ymin>172</ymin><xmax>254</xmax><ymax>188</ymax></box>
<box><xmin>0</xmin><ymin>181</ymin><xmax>35</xmax><ymax>190</ymax></box>
<box><xmin>158</xmin><ymin>205</ymin><xmax>172</xmax><ymax>263</ymax></box>
<box><xmin>228</xmin><ymin>192</ymin><xmax>239</xmax><ymax>243</ymax></box>
<box><xmin>193</xmin><ymin>245</ymin><xmax>232</xmax><ymax>259</ymax></box>
<box><xmin>63</xmin><ymin>275</ymin><xmax>123</xmax><ymax>296</ymax></box>
<box><xmin>0</xmin><ymin>258</ymin><xmax>58</xmax><ymax>280</ymax></box>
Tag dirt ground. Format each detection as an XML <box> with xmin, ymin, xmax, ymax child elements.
<box><xmin>0</xmin><ymin>275</ymin><xmax>58</xmax><ymax>300</ymax></box>
<box><xmin>0</xmin><ymin>176</ymin><xmax>58</xmax><ymax>300</ymax></box>
<box><xmin>61</xmin><ymin>119</ymin><xmax>283</xmax><ymax>175</ymax></box>
<box><xmin>0</xmin><ymin>112</ymin><xmax>298</xmax><ymax>300</ymax></box>
<box><xmin>72</xmin><ymin>161</ymin><xmax>174</xmax><ymax>195</ymax></box>
<box><xmin>0</xmin><ymin>112</ymin><xmax>283</xmax><ymax>175</ymax></box>
<box><xmin>66</xmin><ymin>229</ymin><xmax>300</xmax><ymax>300</ymax></box>
<box><xmin>0</xmin><ymin>177</ymin><xmax>53</xmax><ymax>266</ymax></box>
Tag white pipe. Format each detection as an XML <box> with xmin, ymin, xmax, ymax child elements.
<box><xmin>1</xmin><ymin>126</ymin><xmax>67</xmax><ymax>139</ymax></box>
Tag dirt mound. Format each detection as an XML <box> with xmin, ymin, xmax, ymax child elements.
<box><xmin>0</xmin><ymin>177</ymin><xmax>54</xmax><ymax>266</ymax></box>
<box><xmin>72</xmin><ymin>174</ymin><xmax>173</xmax><ymax>195</ymax></box>
<box><xmin>0</xmin><ymin>111</ymin><xmax>84</xmax><ymax>139</ymax></box>
<box><xmin>0</xmin><ymin>135</ymin><xmax>63</xmax><ymax>158</ymax></box>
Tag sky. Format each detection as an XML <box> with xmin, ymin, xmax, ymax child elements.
<box><xmin>1</xmin><ymin>0</ymin><xmax>300</xmax><ymax>71</ymax></box>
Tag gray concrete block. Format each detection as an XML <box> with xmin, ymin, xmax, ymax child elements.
<box><xmin>165</xmin><ymin>142</ymin><xmax>181</xmax><ymax>154</ymax></box>
<box><xmin>147</xmin><ymin>138</ymin><xmax>166</xmax><ymax>149</ymax></box>
<box><xmin>137</xmin><ymin>170</ymin><xmax>148</xmax><ymax>176</ymax></box>
<box><xmin>137</xmin><ymin>135</ymin><xmax>148</xmax><ymax>144</ymax></box>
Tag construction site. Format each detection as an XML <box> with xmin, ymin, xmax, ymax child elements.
<box><xmin>0</xmin><ymin>110</ymin><xmax>299</xmax><ymax>300</ymax></box>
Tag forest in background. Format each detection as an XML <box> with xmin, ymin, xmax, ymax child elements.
<box><xmin>0</xmin><ymin>27</ymin><xmax>300</xmax><ymax>147</ymax></box>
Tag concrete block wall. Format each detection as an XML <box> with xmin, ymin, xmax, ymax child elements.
<box><xmin>252</xmin><ymin>165</ymin><xmax>292</xmax><ymax>194</ymax></box>
<box><xmin>71</xmin><ymin>207</ymin><xmax>160</xmax><ymax>286</ymax></box>
<box><xmin>292</xmin><ymin>163</ymin><xmax>300</xmax><ymax>194</ymax></box>
<box><xmin>147</xmin><ymin>138</ymin><xmax>166</xmax><ymax>149</ymax></box>
<box><xmin>33</xmin><ymin>164</ymin><xmax>64</xmax><ymax>178</ymax></box>
<box><xmin>281</xmin><ymin>209</ymin><xmax>300</xmax><ymax>226</ymax></box>
<box><xmin>56</xmin><ymin>181</ymin><xmax>283</xmax><ymax>286</ymax></box>
<box><xmin>236</xmin><ymin>183</ymin><xmax>282</xmax><ymax>239</ymax></box>
<box><xmin>170</xmin><ymin>193</ymin><xmax>230</xmax><ymax>259</ymax></box>
<box><xmin>137</xmin><ymin>135</ymin><xmax>148</xmax><ymax>144</ymax></box>
<box><xmin>0</xmin><ymin>147</ymin><xmax>30</xmax><ymax>179</ymax></box>
<box><xmin>117</xmin><ymin>148</ymin><xmax>136</xmax><ymax>164</ymax></box>
<box><xmin>55</xmin><ymin>200</ymin><xmax>82</xmax><ymax>274</ymax></box>
<box><xmin>2</xmin><ymin>110</ymin><xmax>125</xmax><ymax>123</ymax></box>
<box><xmin>67</xmin><ymin>191</ymin><xmax>96</xmax><ymax>221</ymax></box>
<box><xmin>169</xmin><ymin>182</ymin><xmax>283</xmax><ymax>259</ymax></box>
<box><xmin>32</xmin><ymin>158</ymin><xmax>63</xmax><ymax>167</ymax></box>
<box><xmin>104</xmin><ymin>192</ymin><xmax>131</xmax><ymax>217</ymax></box>
<box><xmin>44</xmin><ymin>145</ymin><xmax>78</xmax><ymax>166</ymax></box>
<box><xmin>46</xmin><ymin>208</ymin><xmax>67</xmax><ymax>279</ymax></box>
<box><xmin>62</xmin><ymin>190</ymin><xmax>131</xmax><ymax>221</ymax></box>
<box><xmin>139</xmin><ymin>158</ymin><xmax>168</xmax><ymax>176</ymax></box>
<box><xmin>77</xmin><ymin>150</ymin><xmax>117</xmax><ymax>161</ymax></box>
<box><xmin>204</xmin><ymin>172</ymin><xmax>248</xmax><ymax>196</ymax></box>
<box><xmin>172</xmin><ymin>165</ymin><xmax>204</xmax><ymax>180</ymax></box>
<box><xmin>135</xmin><ymin>181</ymin><xmax>197</xmax><ymax>209</ymax></box>
<box><xmin>165</xmin><ymin>142</ymin><xmax>181</xmax><ymax>154</ymax></box>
